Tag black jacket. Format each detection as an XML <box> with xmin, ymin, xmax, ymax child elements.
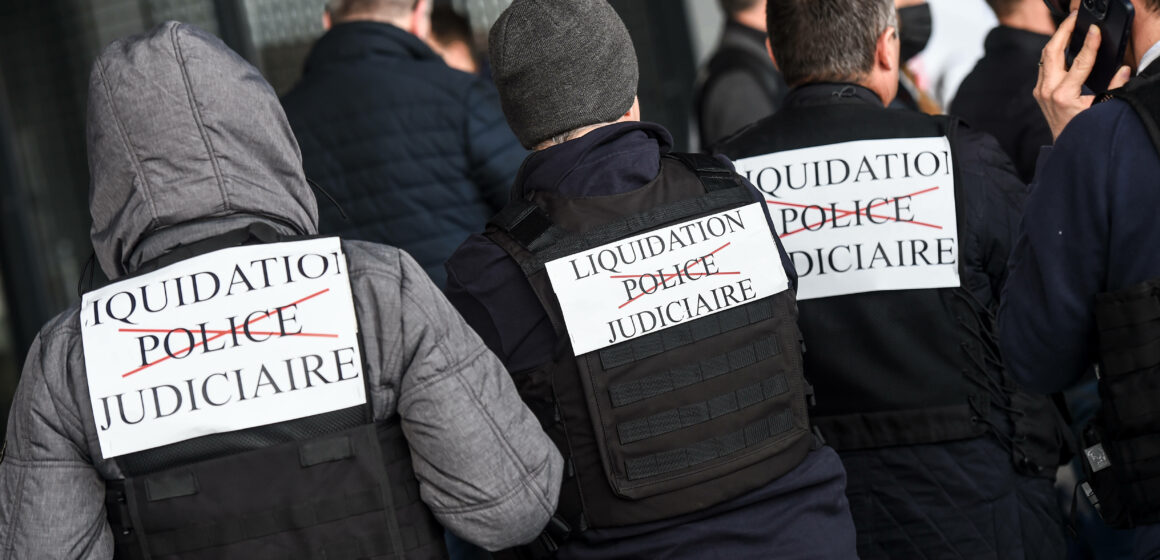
<box><xmin>696</xmin><ymin>20</ymin><xmax>788</xmax><ymax>150</ymax></box>
<box><xmin>718</xmin><ymin>84</ymin><xmax>1066</xmax><ymax>559</ymax></box>
<box><xmin>282</xmin><ymin>22</ymin><xmax>526</xmax><ymax>288</ymax></box>
<box><xmin>952</xmin><ymin>26</ymin><xmax>1053</xmax><ymax>183</ymax></box>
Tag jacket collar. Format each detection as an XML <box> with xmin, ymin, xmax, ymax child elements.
<box><xmin>783</xmin><ymin>82</ymin><xmax>885</xmax><ymax>109</ymax></box>
<box><xmin>514</xmin><ymin>122</ymin><xmax>674</xmax><ymax>199</ymax></box>
<box><xmin>302</xmin><ymin>21</ymin><xmax>440</xmax><ymax>74</ymax></box>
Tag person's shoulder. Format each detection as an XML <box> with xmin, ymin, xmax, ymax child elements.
<box><xmin>341</xmin><ymin>239</ymin><xmax>408</xmax><ymax>281</ymax></box>
<box><xmin>445</xmin><ymin>232</ymin><xmax>512</xmax><ymax>279</ymax></box>
<box><xmin>1063</xmin><ymin>97</ymin><xmax>1141</xmax><ymax>142</ymax></box>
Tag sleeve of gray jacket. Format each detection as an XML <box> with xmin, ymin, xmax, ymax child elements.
<box><xmin>0</xmin><ymin>325</ymin><xmax>113</xmax><ymax>559</ymax></box>
<box><xmin>393</xmin><ymin>251</ymin><xmax>563</xmax><ymax>551</ymax></box>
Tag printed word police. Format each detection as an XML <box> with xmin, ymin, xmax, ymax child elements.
<box><xmin>743</xmin><ymin>148</ymin><xmax>951</xmax><ymax>197</ymax></box>
<box><xmin>84</xmin><ymin>250</ymin><xmax>344</xmax><ymax>326</ymax></box>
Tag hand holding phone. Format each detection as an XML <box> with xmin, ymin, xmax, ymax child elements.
<box><xmin>1034</xmin><ymin>12</ymin><xmax>1132</xmax><ymax>141</ymax></box>
<box><xmin>1068</xmin><ymin>0</ymin><xmax>1134</xmax><ymax>92</ymax></box>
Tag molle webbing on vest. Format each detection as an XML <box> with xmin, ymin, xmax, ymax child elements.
<box><xmin>608</xmin><ymin>334</ymin><xmax>780</xmax><ymax>407</ymax></box>
<box><xmin>599</xmin><ymin>299</ymin><xmax>775</xmax><ymax>370</ymax></box>
<box><xmin>1083</xmin><ymin>278</ymin><xmax>1160</xmax><ymax>527</ymax></box>
<box><xmin>485</xmin><ymin>153</ymin><xmax>813</xmax><ymax>531</ymax></box>
<box><xmin>625</xmin><ymin>409</ymin><xmax>795</xmax><ymax>481</ymax></box>
<box><xmin>616</xmin><ymin>367</ymin><xmax>788</xmax><ymax>445</ymax></box>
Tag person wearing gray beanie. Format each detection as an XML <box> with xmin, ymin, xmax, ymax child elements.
<box><xmin>444</xmin><ymin>2</ymin><xmax>859</xmax><ymax>559</ymax></box>
<box><xmin>488</xmin><ymin>0</ymin><xmax>641</xmax><ymax>149</ymax></box>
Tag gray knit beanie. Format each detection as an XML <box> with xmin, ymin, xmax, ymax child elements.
<box><xmin>489</xmin><ymin>0</ymin><xmax>639</xmax><ymax>149</ymax></box>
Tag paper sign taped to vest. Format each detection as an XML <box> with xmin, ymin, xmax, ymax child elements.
<box><xmin>80</xmin><ymin>237</ymin><xmax>366</xmax><ymax>459</ymax></box>
<box><xmin>545</xmin><ymin>202</ymin><xmax>790</xmax><ymax>356</ymax></box>
<box><xmin>734</xmin><ymin>137</ymin><xmax>960</xmax><ymax>300</ymax></box>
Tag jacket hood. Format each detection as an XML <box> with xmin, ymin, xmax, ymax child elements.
<box><xmin>87</xmin><ymin>21</ymin><xmax>318</xmax><ymax>279</ymax></box>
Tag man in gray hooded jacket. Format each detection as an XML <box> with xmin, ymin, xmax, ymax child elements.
<box><xmin>0</xmin><ymin>21</ymin><xmax>561</xmax><ymax>559</ymax></box>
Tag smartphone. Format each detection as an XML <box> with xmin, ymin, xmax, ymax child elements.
<box><xmin>1068</xmin><ymin>0</ymin><xmax>1134</xmax><ymax>92</ymax></box>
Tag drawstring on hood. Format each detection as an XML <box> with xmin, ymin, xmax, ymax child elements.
<box><xmin>86</xmin><ymin>21</ymin><xmax>318</xmax><ymax>279</ymax></box>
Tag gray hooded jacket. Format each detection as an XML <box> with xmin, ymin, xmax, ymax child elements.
<box><xmin>0</xmin><ymin>22</ymin><xmax>561</xmax><ymax>558</ymax></box>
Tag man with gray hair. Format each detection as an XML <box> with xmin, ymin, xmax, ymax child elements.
<box><xmin>445</xmin><ymin>0</ymin><xmax>858</xmax><ymax>557</ymax></box>
<box><xmin>282</xmin><ymin>0</ymin><xmax>525</xmax><ymax>290</ymax></box>
<box><xmin>718</xmin><ymin>0</ymin><xmax>1069</xmax><ymax>557</ymax></box>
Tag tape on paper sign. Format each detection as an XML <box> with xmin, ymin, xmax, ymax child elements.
<box><xmin>544</xmin><ymin>202</ymin><xmax>790</xmax><ymax>356</ymax></box>
<box><xmin>734</xmin><ymin>137</ymin><xmax>960</xmax><ymax>300</ymax></box>
<box><xmin>80</xmin><ymin>237</ymin><xmax>366</xmax><ymax>459</ymax></box>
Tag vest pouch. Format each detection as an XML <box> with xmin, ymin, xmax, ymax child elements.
<box><xmin>107</xmin><ymin>422</ymin><xmax>446</xmax><ymax>559</ymax></box>
<box><xmin>1087</xmin><ymin>277</ymin><xmax>1160</xmax><ymax>527</ymax></box>
<box><xmin>576</xmin><ymin>293</ymin><xmax>811</xmax><ymax>502</ymax></box>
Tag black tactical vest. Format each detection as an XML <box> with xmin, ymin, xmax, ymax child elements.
<box><xmin>718</xmin><ymin>97</ymin><xmax>1065</xmax><ymax>475</ymax></box>
<box><xmin>100</xmin><ymin>227</ymin><xmax>446</xmax><ymax>559</ymax></box>
<box><xmin>485</xmin><ymin>154</ymin><xmax>814</xmax><ymax>545</ymax></box>
<box><xmin>1077</xmin><ymin>68</ymin><xmax>1160</xmax><ymax>528</ymax></box>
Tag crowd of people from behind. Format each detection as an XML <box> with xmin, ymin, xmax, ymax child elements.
<box><xmin>1</xmin><ymin>0</ymin><xmax>1159</xmax><ymax>558</ymax></box>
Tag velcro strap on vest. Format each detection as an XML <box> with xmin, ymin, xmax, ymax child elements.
<box><xmin>624</xmin><ymin>409</ymin><xmax>795</xmax><ymax>480</ymax></box>
<box><xmin>662</xmin><ymin>153</ymin><xmax>739</xmax><ymax>192</ymax></box>
<box><xmin>489</xmin><ymin>200</ymin><xmax>554</xmax><ymax>249</ymax></box>
<box><xmin>148</xmin><ymin>489</ymin><xmax>386</xmax><ymax>556</ymax></box>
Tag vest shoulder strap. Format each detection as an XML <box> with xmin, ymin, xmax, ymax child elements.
<box><xmin>1109</xmin><ymin>68</ymin><xmax>1160</xmax><ymax>159</ymax></box>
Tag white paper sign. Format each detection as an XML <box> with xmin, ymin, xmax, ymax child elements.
<box><xmin>80</xmin><ymin>238</ymin><xmax>366</xmax><ymax>459</ymax></box>
<box><xmin>734</xmin><ymin>137</ymin><xmax>960</xmax><ymax>300</ymax></box>
<box><xmin>545</xmin><ymin>203</ymin><xmax>790</xmax><ymax>356</ymax></box>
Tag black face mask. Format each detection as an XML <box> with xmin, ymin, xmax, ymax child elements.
<box><xmin>898</xmin><ymin>4</ymin><xmax>933</xmax><ymax>63</ymax></box>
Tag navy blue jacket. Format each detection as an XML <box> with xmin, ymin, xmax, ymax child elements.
<box><xmin>282</xmin><ymin>21</ymin><xmax>526</xmax><ymax>288</ymax></box>
<box><xmin>999</xmin><ymin>98</ymin><xmax>1160</xmax><ymax>394</ymax></box>
<box><xmin>444</xmin><ymin>121</ymin><xmax>857</xmax><ymax>559</ymax></box>
<box><xmin>998</xmin><ymin>82</ymin><xmax>1160</xmax><ymax>560</ymax></box>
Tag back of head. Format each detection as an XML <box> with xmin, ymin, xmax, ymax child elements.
<box><xmin>326</xmin><ymin>0</ymin><xmax>413</xmax><ymax>23</ymax></box>
<box><xmin>767</xmin><ymin>0</ymin><xmax>896</xmax><ymax>86</ymax></box>
<box><xmin>489</xmin><ymin>0</ymin><xmax>639</xmax><ymax>149</ymax></box>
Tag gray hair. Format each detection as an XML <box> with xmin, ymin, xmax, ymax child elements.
<box><xmin>766</xmin><ymin>0</ymin><xmax>897</xmax><ymax>86</ymax></box>
<box><xmin>326</xmin><ymin>0</ymin><xmax>415</xmax><ymax>22</ymax></box>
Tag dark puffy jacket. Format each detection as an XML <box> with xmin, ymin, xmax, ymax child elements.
<box><xmin>282</xmin><ymin>21</ymin><xmax>526</xmax><ymax>288</ymax></box>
